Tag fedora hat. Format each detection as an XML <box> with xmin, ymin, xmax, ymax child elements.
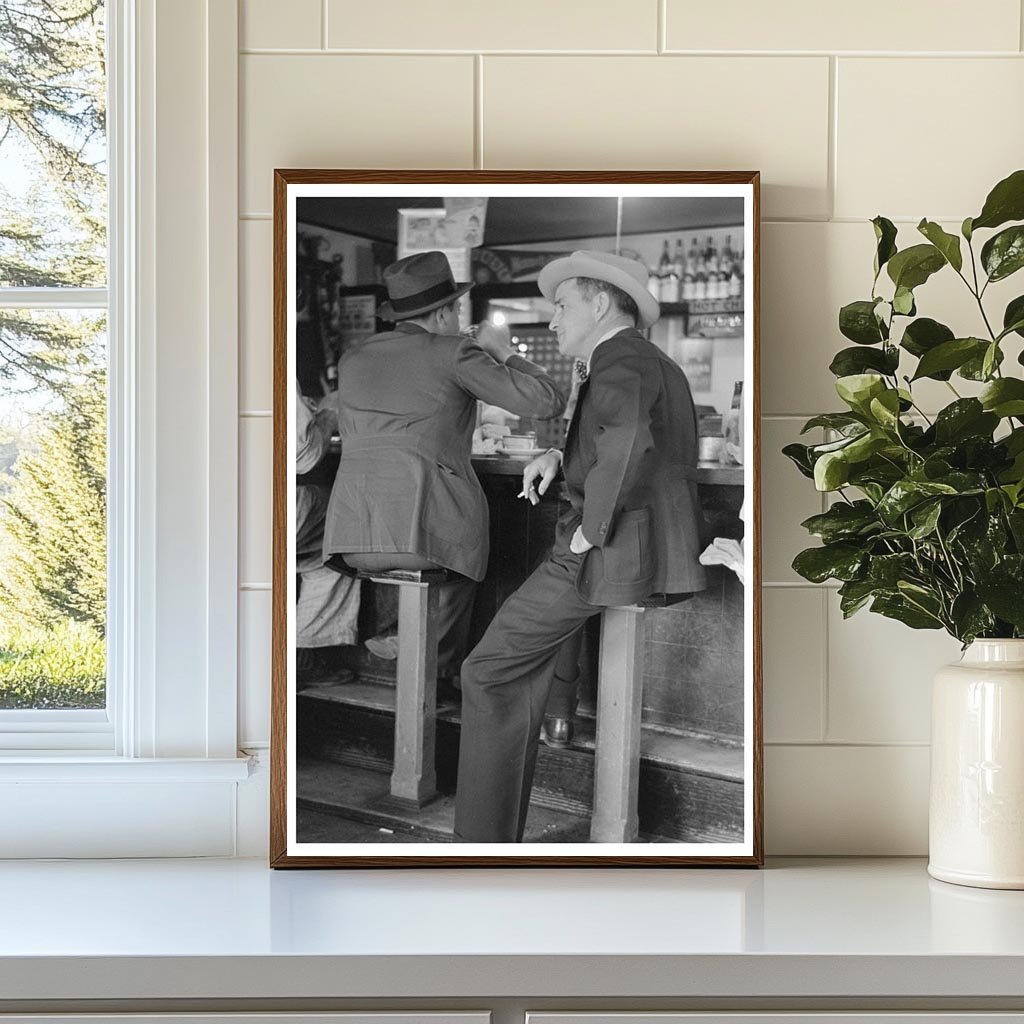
<box><xmin>378</xmin><ymin>250</ymin><xmax>473</xmax><ymax>321</ymax></box>
<box><xmin>538</xmin><ymin>250</ymin><xmax>660</xmax><ymax>328</ymax></box>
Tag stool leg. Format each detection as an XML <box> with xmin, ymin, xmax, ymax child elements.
<box><xmin>590</xmin><ymin>606</ymin><xmax>644</xmax><ymax>843</ymax></box>
<box><xmin>390</xmin><ymin>582</ymin><xmax>439</xmax><ymax>806</ymax></box>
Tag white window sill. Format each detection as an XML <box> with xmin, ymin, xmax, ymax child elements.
<box><xmin>0</xmin><ymin>754</ymin><xmax>252</xmax><ymax>782</ymax></box>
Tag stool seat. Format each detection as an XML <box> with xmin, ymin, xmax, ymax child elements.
<box><xmin>353</xmin><ymin>567</ymin><xmax>451</xmax><ymax>586</ymax></box>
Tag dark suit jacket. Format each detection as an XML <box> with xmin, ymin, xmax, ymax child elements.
<box><xmin>323</xmin><ymin>322</ymin><xmax>565</xmax><ymax>582</ymax></box>
<box><xmin>562</xmin><ymin>327</ymin><xmax>708</xmax><ymax>606</ymax></box>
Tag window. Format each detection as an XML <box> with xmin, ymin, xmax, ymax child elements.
<box><xmin>0</xmin><ymin>0</ymin><xmax>110</xmax><ymax>744</ymax></box>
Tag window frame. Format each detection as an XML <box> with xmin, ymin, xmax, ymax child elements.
<box><xmin>0</xmin><ymin>0</ymin><xmax>247</xmax><ymax>859</ymax></box>
<box><xmin>0</xmin><ymin>5</ymin><xmax>120</xmax><ymax>751</ymax></box>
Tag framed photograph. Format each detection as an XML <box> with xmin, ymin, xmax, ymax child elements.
<box><xmin>271</xmin><ymin>170</ymin><xmax>762</xmax><ymax>867</ymax></box>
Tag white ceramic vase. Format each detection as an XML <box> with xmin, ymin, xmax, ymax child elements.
<box><xmin>929</xmin><ymin>639</ymin><xmax>1024</xmax><ymax>889</ymax></box>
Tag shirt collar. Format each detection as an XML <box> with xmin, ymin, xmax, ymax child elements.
<box><xmin>587</xmin><ymin>325</ymin><xmax>632</xmax><ymax>373</ymax></box>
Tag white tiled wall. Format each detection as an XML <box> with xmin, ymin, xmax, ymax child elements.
<box><xmin>236</xmin><ymin>0</ymin><xmax>1024</xmax><ymax>853</ymax></box>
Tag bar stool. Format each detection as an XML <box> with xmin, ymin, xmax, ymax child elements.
<box><xmin>590</xmin><ymin>594</ymin><xmax>678</xmax><ymax>843</ymax></box>
<box><xmin>352</xmin><ymin>566</ymin><xmax>450</xmax><ymax>807</ymax></box>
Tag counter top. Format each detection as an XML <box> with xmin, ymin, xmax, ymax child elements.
<box><xmin>1</xmin><ymin>858</ymin><xmax>1023</xmax><ymax>1003</ymax></box>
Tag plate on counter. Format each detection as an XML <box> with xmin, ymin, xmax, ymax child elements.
<box><xmin>496</xmin><ymin>447</ymin><xmax>547</xmax><ymax>458</ymax></box>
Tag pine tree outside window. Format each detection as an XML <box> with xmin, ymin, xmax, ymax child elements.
<box><xmin>0</xmin><ymin>1</ymin><xmax>109</xmax><ymax>731</ymax></box>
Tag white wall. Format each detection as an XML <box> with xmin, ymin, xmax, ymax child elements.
<box><xmin>235</xmin><ymin>0</ymin><xmax>1024</xmax><ymax>855</ymax></box>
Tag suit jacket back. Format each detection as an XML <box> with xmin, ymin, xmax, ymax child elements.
<box><xmin>323</xmin><ymin>322</ymin><xmax>565</xmax><ymax>581</ymax></box>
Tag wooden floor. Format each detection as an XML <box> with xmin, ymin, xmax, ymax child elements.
<box><xmin>296</xmin><ymin>670</ymin><xmax>745</xmax><ymax>845</ymax></box>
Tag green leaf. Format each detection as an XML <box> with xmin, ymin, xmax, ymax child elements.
<box><xmin>814</xmin><ymin>451</ymin><xmax>850</xmax><ymax>491</ymax></box>
<box><xmin>868</xmin><ymin>552</ymin><xmax>915</xmax><ymax>587</ymax></box>
<box><xmin>908</xmin><ymin>500</ymin><xmax>942</xmax><ymax>539</ymax></box>
<box><xmin>792</xmin><ymin>543</ymin><xmax>866</xmax><ymax>584</ymax></box>
<box><xmin>835</xmin><ymin>373</ymin><xmax>886</xmax><ymax>413</ymax></box>
<box><xmin>877</xmin><ymin>479</ymin><xmax>958</xmax><ymax>524</ymax></box>
<box><xmin>933</xmin><ymin>399</ymin><xmax>999</xmax><ymax>445</ymax></box>
<box><xmin>960</xmin><ymin>344</ymin><xmax>1004</xmax><ymax>381</ymax></box>
<box><xmin>800</xmin><ymin>501</ymin><xmax>879</xmax><ymax>543</ymax></box>
<box><xmin>917</xmin><ymin>219</ymin><xmax>963</xmax><ymax>272</ymax></box>
<box><xmin>976</xmin><ymin>579</ymin><xmax>1024</xmax><ymax>629</ymax></box>
<box><xmin>982</xmin><ymin>341</ymin><xmax>1000</xmax><ymax>381</ymax></box>
<box><xmin>911</xmin><ymin>337</ymin><xmax>987</xmax><ymax>381</ymax></box>
<box><xmin>872</xmin><ymin>216</ymin><xmax>898</xmax><ymax>277</ymax></box>
<box><xmin>782</xmin><ymin>442</ymin><xmax>815</xmax><ymax>479</ymax></box>
<box><xmin>871</xmin><ymin>594</ymin><xmax>943</xmax><ymax>630</ymax></box>
<box><xmin>971</xmin><ymin>169</ymin><xmax>1024</xmax><ymax>232</ymax></box>
<box><xmin>887</xmin><ymin>244</ymin><xmax>946</xmax><ymax>291</ymax></box>
<box><xmin>981</xmin><ymin>225</ymin><xmax>1024</xmax><ymax>282</ymax></box>
<box><xmin>962</xmin><ymin>216</ymin><xmax>974</xmax><ymax>241</ymax></box>
<box><xmin>900</xmin><ymin>317</ymin><xmax>955</xmax><ymax>360</ymax></box>
<box><xmin>800</xmin><ymin>413</ymin><xmax>866</xmax><ymax>435</ymax></box>
<box><xmin>829</xmin><ymin>345</ymin><xmax>899</xmax><ymax>378</ymax></box>
<box><xmin>1003</xmin><ymin>295</ymin><xmax>1024</xmax><ymax>340</ymax></box>
<box><xmin>980</xmin><ymin>378</ymin><xmax>1024</xmax><ymax>418</ymax></box>
<box><xmin>950</xmin><ymin>593</ymin><xmax>996</xmax><ymax>644</ymax></box>
<box><xmin>892</xmin><ymin>287</ymin><xmax>916</xmax><ymax>316</ymax></box>
<box><xmin>838</xmin><ymin>579</ymin><xmax>879</xmax><ymax>618</ymax></box>
<box><xmin>845</xmin><ymin>432</ymin><xmax>888</xmax><ymax>466</ymax></box>
<box><xmin>839</xmin><ymin>300</ymin><xmax>886</xmax><ymax>345</ymax></box>
<box><xmin>868</xmin><ymin>389</ymin><xmax>902</xmax><ymax>430</ymax></box>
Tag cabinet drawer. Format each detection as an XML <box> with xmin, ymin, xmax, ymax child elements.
<box><xmin>528</xmin><ymin>1016</ymin><xmax>1024</xmax><ymax>1024</ymax></box>
<box><xmin>0</xmin><ymin>1015</ymin><xmax>490</xmax><ymax>1024</ymax></box>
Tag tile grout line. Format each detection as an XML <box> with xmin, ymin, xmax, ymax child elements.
<box><xmin>237</xmin><ymin>47</ymin><xmax>1024</xmax><ymax>58</ymax></box>
<box><xmin>474</xmin><ymin>55</ymin><xmax>484</xmax><ymax>169</ymax></box>
<box><xmin>827</xmin><ymin>55</ymin><xmax>838</xmax><ymax>222</ymax></box>
<box><xmin>820</xmin><ymin>587</ymin><xmax>830</xmax><ymax>743</ymax></box>
<box><xmin>765</xmin><ymin>740</ymin><xmax>931</xmax><ymax>748</ymax></box>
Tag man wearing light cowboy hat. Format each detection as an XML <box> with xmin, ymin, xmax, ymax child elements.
<box><xmin>454</xmin><ymin>249</ymin><xmax>707</xmax><ymax>843</ymax></box>
<box><xmin>322</xmin><ymin>250</ymin><xmax>565</xmax><ymax>681</ymax></box>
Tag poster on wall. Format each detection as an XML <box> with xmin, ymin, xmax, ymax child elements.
<box><xmin>272</xmin><ymin>169</ymin><xmax>762</xmax><ymax>868</ymax></box>
<box><xmin>397</xmin><ymin>207</ymin><xmax>472</xmax><ymax>282</ymax></box>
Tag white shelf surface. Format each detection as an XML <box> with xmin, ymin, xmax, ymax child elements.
<box><xmin>1</xmin><ymin>857</ymin><xmax>1023</xmax><ymax>1001</ymax></box>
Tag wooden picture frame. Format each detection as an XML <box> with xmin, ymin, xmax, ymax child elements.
<box><xmin>271</xmin><ymin>170</ymin><xmax>762</xmax><ymax>867</ymax></box>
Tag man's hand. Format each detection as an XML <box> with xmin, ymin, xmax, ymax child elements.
<box><xmin>570</xmin><ymin>525</ymin><xmax>594</xmax><ymax>555</ymax></box>
<box><xmin>517</xmin><ymin>449</ymin><xmax>560</xmax><ymax>506</ymax></box>
<box><xmin>699</xmin><ymin>537</ymin><xmax>745</xmax><ymax>584</ymax></box>
<box><xmin>475</xmin><ymin>321</ymin><xmax>514</xmax><ymax>363</ymax></box>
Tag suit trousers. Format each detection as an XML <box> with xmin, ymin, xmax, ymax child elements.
<box><xmin>454</xmin><ymin>538</ymin><xmax>602</xmax><ymax>842</ymax></box>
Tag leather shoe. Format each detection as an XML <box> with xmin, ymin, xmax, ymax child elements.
<box><xmin>540</xmin><ymin>714</ymin><xmax>573</xmax><ymax>749</ymax></box>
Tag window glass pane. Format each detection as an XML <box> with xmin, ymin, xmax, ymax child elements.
<box><xmin>0</xmin><ymin>1</ymin><xmax>107</xmax><ymax>288</ymax></box>
<box><xmin>0</xmin><ymin>309</ymin><xmax>106</xmax><ymax>709</ymax></box>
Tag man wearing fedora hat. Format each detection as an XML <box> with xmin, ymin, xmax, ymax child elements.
<box><xmin>454</xmin><ymin>250</ymin><xmax>707</xmax><ymax>843</ymax></box>
<box><xmin>322</xmin><ymin>250</ymin><xmax>565</xmax><ymax>680</ymax></box>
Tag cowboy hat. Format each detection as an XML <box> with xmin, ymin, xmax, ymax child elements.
<box><xmin>538</xmin><ymin>250</ymin><xmax>660</xmax><ymax>328</ymax></box>
<box><xmin>378</xmin><ymin>250</ymin><xmax>473</xmax><ymax>321</ymax></box>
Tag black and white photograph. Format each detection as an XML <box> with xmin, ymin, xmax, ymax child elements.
<box><xmin>272</xmin><ymin>171</ymin><xmax>762</xmax><ymax>866</ymax></box>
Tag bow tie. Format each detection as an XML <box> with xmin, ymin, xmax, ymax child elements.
<box><xmin>563</xmin><ymin>360</ymin><xmax>589</xmax><ymax>423</ymax></box>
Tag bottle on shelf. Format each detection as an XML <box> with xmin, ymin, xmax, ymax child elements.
<box><xmin>694</xmin><ymin>259</ymin><xmax>707</xmax><ymax>302</ymax></box>
<box><xmin>728</xmin><ymin>239</ymin><xmax>744</xmax><ymax>299</ymax></box>
<box><xmin>704</xmin><ymin>235</ymin><xmax>719</xmax><ymax>275</ymax></box>
<box><xmin>658</xmin><ymin>238</ymin><xmax>679</xmax><ymax>303</ymax></box>
<box><xmin>671</xmin><ymin>239</ymin><xmax>685</xmax><ymax>301</ymax></box>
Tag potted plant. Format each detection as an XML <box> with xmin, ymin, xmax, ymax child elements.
<box><xmin>785</xmin><ymin>169</ymin><xmax>1024</xmax><ymax>889</ymax></box>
